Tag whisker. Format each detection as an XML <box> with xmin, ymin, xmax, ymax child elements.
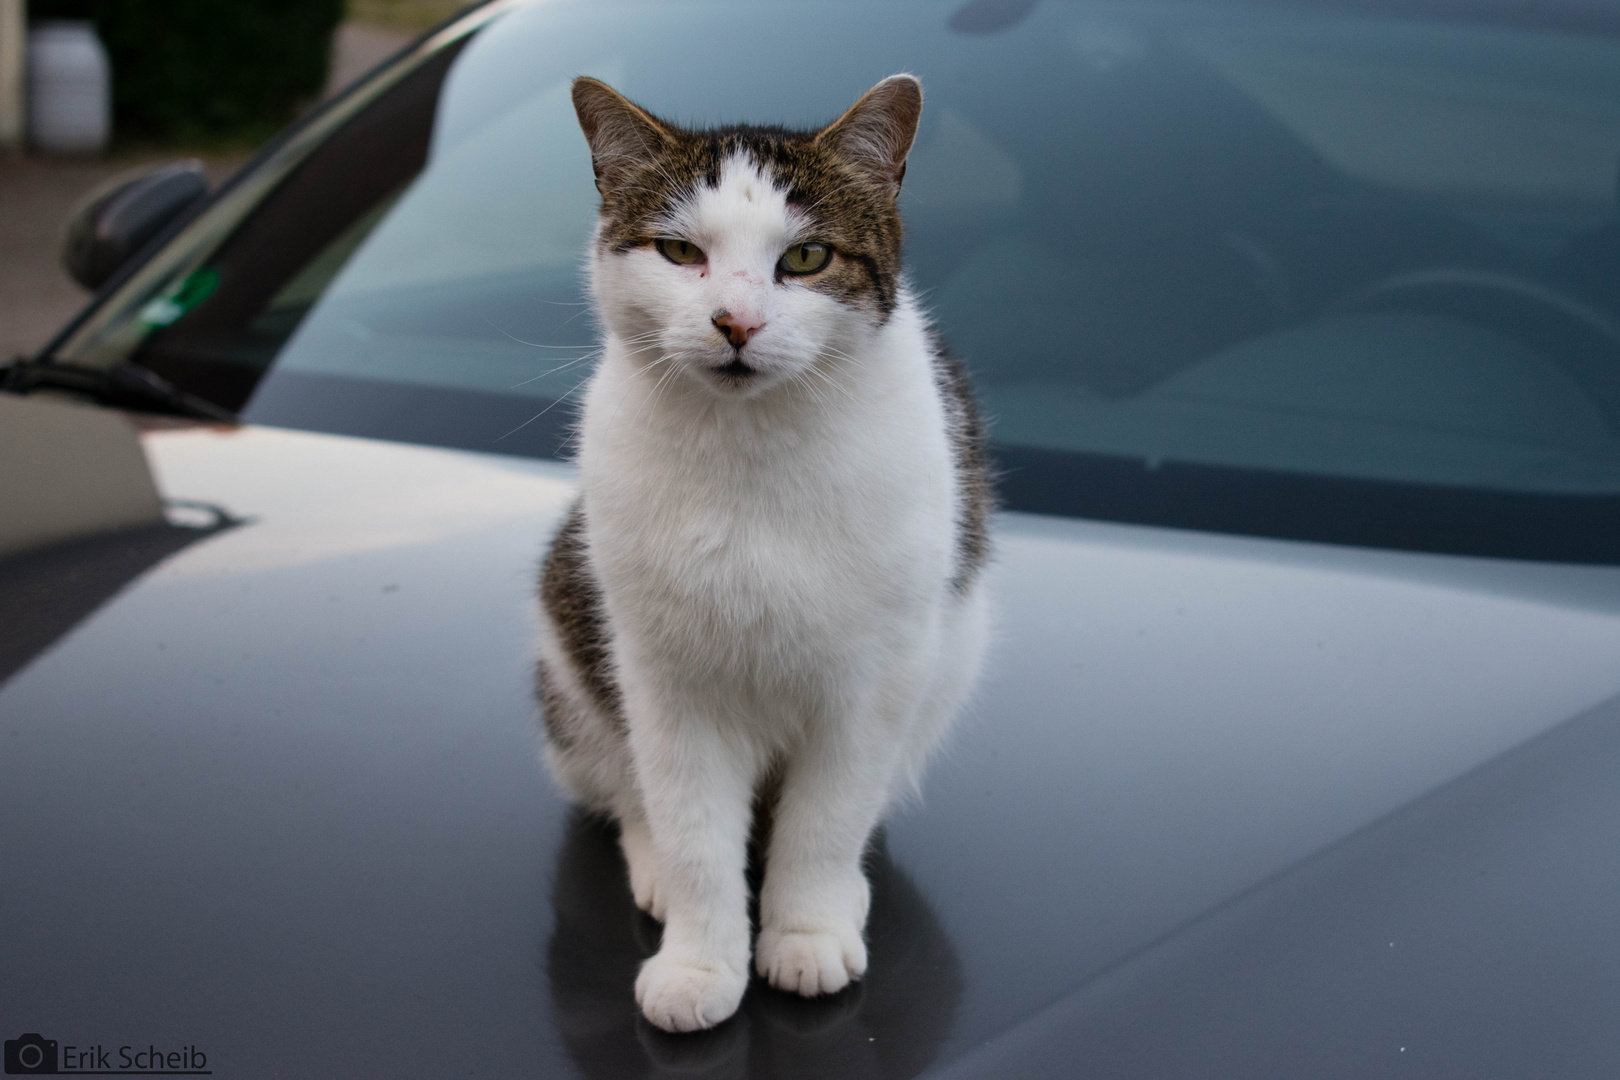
<box><xmin>506</xmin><ymin>351</ymin><xmax>598</xmax><ymax>389</ymax></box>
<box><xmin>640</xmin><ymin>361</ymin><xmax>683</xmax><ymax>424</ymax></box>
<box><xmin>795</xmin><ymin>363</ymin><xmax>853</xmax><ymax>407</ymax></box>
<box><xmin>481</xmin><ymin>315</ymin><xmax>602</xmax><ymax>350</ymax></box>
<box><xmin>493</xmin><ymin>381</ymin><xmax>586</xmax><ymax>442</ymax></box>
<box><xmin>557</xmin><ymin>306</ymin><xmax>599</xmax><ymax>329</ymax></box>
<box><xmin>789</xmin><ymin>369</ymin><xmax>831</xmax><ymax>412</ymax></box>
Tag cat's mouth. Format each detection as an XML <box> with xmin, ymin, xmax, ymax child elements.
<box><xmin>710</xmin><ymin>358</ymin><xmax>759</xmax><ymax>383</ymax></box>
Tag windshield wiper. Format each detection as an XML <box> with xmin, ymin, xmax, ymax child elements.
<box><xmin>0</xmin><ymin>357</ymin><xmax>238</xmax><ymax>423</ymax></box>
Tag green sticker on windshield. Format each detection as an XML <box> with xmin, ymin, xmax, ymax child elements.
<box><xmin>138</xmin><ymin>266</ymin><xmax>220</xmax><ymax>328</ymax></box>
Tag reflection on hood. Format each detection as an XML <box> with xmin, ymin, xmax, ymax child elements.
<box><xmin>547</xmin><ymin>813</ymin><xmax>961</xmax><ymax>1080</ymax></box>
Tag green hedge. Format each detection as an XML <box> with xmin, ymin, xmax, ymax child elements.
<box><xmin>30</xmin><ymin>0</ymin><xmax>344</xmax><ymax>142</ymax></box>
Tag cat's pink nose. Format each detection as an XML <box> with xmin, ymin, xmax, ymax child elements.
<box><xmin>712</xmin><ymin>311</ymin><xmax>764</xmax><ymax>348</ymax></box>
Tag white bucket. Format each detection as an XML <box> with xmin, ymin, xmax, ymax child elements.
<box><xmin>27</xmin><ymin>20</ymin><xmax>110</xmax><ymax>155</ymax></box>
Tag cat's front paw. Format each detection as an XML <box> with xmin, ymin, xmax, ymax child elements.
<box><xmin>755</xmin><ymin>923</ymin><xmax>868</xmax><ymax>997</ymax></box>
<box><xmin>635</xmin><ymin>952</ymin><xmax>748</xmax><ymax>1032</ymax></box>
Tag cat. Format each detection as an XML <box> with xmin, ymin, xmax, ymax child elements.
<box><xmin>536</xmin><ymin>73</ymin><xmax>992</xmax><ymax>1033</ymax></box>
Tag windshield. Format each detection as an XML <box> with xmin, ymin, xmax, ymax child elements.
<box><xmin>53</xmin><ymin>0</ymin><xmax>1620</xmax><ymax>561</ymax></box>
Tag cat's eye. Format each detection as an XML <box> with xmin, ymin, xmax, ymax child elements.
<box><xmin>779</xmin><ymin>242</ymin><xmax>831</xmax><ymax>275</ymax></box>
<box><xmin>655</xmin><ymin>238</ymin><xmax>705</xmax><ymax>265</ymax></box>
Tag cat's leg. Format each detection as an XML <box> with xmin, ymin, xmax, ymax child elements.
<box><xmin>625</xmin><ymin>683</ymin><xmax>760</xmax><ymax>1032</ymax></box>
<box><xmin>754</xmin><ymin>686</ymin><xmax>911</xmax><ymax>997</ymax></box>
<box><xmin>616</xmin><ymin>797</ymin><xmax>665</xmax><ymax>921</ymax></box>
<box><xmin>536</xmin><ymin>644</ymin><xmax>665</xmax><ymax>917</ymax></box>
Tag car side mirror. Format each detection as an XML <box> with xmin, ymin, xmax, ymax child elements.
<box><xmin>61</xmin><ymin>161</ymin><xmax>209</xmax><ymax>291</ymax></box>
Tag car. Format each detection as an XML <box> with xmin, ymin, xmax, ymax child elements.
<box><xmin>4</xmin><ymin>0</ymin><xmax>1620</xmax><ymax>1075</ymax></box>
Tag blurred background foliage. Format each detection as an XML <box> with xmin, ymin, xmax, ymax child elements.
<box><xmin>26</xmin><ymin>0</ymin><xmax>479</xmax><ymax>146</ymax></box>
<box><xmin>29</xmin><ymin>0</ymin><xmax>344</xmax><ymax>144</ymax></box>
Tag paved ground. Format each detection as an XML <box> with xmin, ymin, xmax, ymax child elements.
<box><xmin>0</xmin><ymin>20</ymin><xmax>412</xmax><ymax>363</ymax></box>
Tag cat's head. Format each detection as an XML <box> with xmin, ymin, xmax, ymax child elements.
<box><xmin>572</xmin><ymin>75</ymin><xmax>922</xmax><ymax>397</ymax></box>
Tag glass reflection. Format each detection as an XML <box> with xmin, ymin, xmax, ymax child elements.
<box><xmin>546</xmin><ymin>812</ymin><xmax>961</xmax><ymax>1080</ymax></box>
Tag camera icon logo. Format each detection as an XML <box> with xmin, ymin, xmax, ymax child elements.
<box><xmin>3</xmin><ymin>1033</ymin><xmax>58</xmax><ymax>1074</ymax></box>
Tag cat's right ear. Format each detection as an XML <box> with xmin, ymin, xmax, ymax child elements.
<box><xmin>571</xmin><ymin>77</ymin><xmax>673</xmax><ymax>195</ymax></box>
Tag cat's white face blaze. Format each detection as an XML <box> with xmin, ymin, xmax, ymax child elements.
<box><xmin>593</xmin><ymin>154</ymin><xmax>865</xmax><ymax>398</ymax></box>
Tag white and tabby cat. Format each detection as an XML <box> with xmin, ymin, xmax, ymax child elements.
<box><xmin>537</xmin><ymin>74</ymin><xmax>992</xmax><ymax>1033</ymax></box>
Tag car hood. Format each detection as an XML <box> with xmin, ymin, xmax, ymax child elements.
<box><xmin>5</xmin><ymin>422</ymin><xmax>1620</xmax><ymax>1078</ymax></box>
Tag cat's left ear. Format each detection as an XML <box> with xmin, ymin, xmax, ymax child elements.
<box><xmin>817</xmin><ymin>74</ymin><xmax>923</xmax><ymax>198</ymax></box>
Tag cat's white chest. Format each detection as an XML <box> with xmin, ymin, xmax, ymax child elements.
<box><xmin>579</xmin><ymin>330</ymin><xmax>954</xmax><ymax>673</ymax></box>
